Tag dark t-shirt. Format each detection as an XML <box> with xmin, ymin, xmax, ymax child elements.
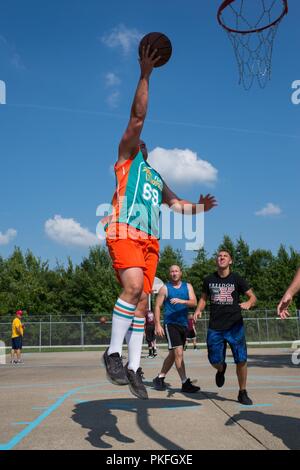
<box><xmin>202</xmin><ymin>271</ymin><xmax>250</xmax><ymax>330</ymax></box>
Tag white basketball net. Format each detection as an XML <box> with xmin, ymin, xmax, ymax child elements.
<box><xmin>218</xmin><ymin>0</ymin><xmax>288</xmax><ymax>90</ymax></box>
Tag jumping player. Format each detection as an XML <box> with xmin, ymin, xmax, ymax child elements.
<box><xmin>194</xmin><ymin>250</ymin><xmax>257</xmax><ymax>405</ymax></box>
<box><xmin>103</xmin><ymin>45</ymin><xmax>217</xmax><ymax>400</ymax></box>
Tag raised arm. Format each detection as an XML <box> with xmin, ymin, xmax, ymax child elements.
<box><xmin>118</xmin><ymin>46</ymin><xmax>160</xmax><ymax>164</ymax></box>
<box><xmin>162</xmin><ymin>181</ymin><xmax>217</xmax><ymax>214</ymax></box>
<box><xmin>154</xmin><ymin>285</ymin><xmax>166</xmax><ymax>337</ymax></box>
<box><xmin>277</xmin><ymin>268</ymin><xmax>300</xmax><ymax>319</ymax></box>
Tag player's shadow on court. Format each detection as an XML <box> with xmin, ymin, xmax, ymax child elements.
<box><xmin>165</xmin><ymin>388</ymin><xmax>238</xmax><ymax>404</ymax></box>
<box><xmin>142</xmin><ymin>380</ymin><xmax>238</xmax><ymax>403</ymax></box>
<box><xmin>71</xmin><ymin>398</ymin><xmax>201</xmax><ymax>449</ymax></box>
<box><xmin>278</xmin><ymin>391</ymin><xmax>300</xmax><ymax>399</ymax></box>
<box><xmin>247</xmin><ymin>354</ymin><xmax>298</xmax><ymax>369</ymax></box>
<box><xmin>226</xmin><ymin>411</ymin><xmax>300</xmax><ymax>450</ymax></box>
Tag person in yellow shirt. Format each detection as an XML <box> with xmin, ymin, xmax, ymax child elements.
<box><xmin>11</xmin><ymin>310</ymin><xmax>24</xmax><ymax>364</ymax></box>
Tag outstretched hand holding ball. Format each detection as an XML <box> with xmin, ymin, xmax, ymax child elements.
<box><xmin>139</xmin><ymin>32</ymin><xmax>172</xmax><ymax>68</ymax></box>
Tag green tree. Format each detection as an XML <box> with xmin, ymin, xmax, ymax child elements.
<box><xmin>186</xmin><ymin>247</ymin><xmax>215</xmax><ymax>299</ymax></box>
<box><xmin>216</xmin><ymin>235</ymin><xmax>236</xmax><ymax>259</ymax></box>
<box><xmin>156</xmin><ymin>245</ymin><xmax>185</xmax><ymax>282</ymax></box>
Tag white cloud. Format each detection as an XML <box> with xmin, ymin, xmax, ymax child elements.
<box><xmin>101</xmin><ymin>24</ymin><xmax>143</xmax><ymax>55</ymax></box>
<box><xmin>0</xmin><ymin>228</ymin><xmax>17</xmax><ymax>245</ymax></box>
<box><xmin>255</xmin><ymin>203</ymin><xmax>282</xmax><ymax>217</ymax></box>
<box><xmin>106</xmin><ymin>91</ymin><xmax>120</xmax><ymax>109</ymax></box>
<box><xmin>148</xmin><ymin>147</ymin><xmax>218</xmax><ymax>185</ymax></box>
<box><xmin>45</xmin><ymin>215</ymin><xmax>100</xmax><ymax>247</ymax></box>
<box><xmin>105</xmin><ymin>72</ymin><xmax>121</xmax><ymax>87</ymax></box>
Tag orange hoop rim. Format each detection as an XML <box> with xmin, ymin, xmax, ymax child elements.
<box><xmin>217</xmin><ymin>0</ymin><xmax>288</xmax><ymax>34</ymax></box>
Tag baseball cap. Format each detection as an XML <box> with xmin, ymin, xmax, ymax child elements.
<box><xmin>16</xmin><ymin>310</ymin><xmax>23</xmax><ymax>316</ymax></box>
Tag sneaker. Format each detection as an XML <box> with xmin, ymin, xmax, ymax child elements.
<box><xmin>147</xmin><ymin>354</ymin><xmax>154</xmax><ymax>359</ymax></box>
<box><xmin>153</xmin><ymin>375</ymin><xmax>167</xmax><ymax>391</ymax></box>
<box><xmin>103</xmin><ymin>348</ymin><xmax>129</xmax><ymax>385</ymax></box>
<box><xmin>153</xmin><ymin>350</ymin><xmax>157</xmax><ymax>357</ymax></box>
<box><xmin>181</xmin><ymin>378</ymin><xmax>200</xmax><ymax>393</ymax></box>
<box><xmin>16</xmin><ymin>360</ymin><xmax>24</xmax><ymax>364</ymax></box>
<box><xmin>125</xmin><ymin>365</ymin><xmax>148</xmax><ymax>400</ymax></box>
<box><xmin>215</xmin><ymin>362</ymin><xmax>227</xmax><ymax>388</ymax></box>
<box><xmin>238</xmin><ymin>389</ymin><xmax>253</xmax><ymax>406</ymax></box>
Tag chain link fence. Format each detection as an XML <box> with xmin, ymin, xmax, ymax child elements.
<box><xmin>1</xmin><ymin>311</ymin><xmax>299</xmax><ymax>350</ymax></box>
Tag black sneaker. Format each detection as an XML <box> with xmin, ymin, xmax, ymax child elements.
<box><xmin>103</xmin><ymin>348</ymin><xmax>129</xmax><ymax>385</ymax></box>
<box><xmin>215</xmin><ymin>362</ymin><xmax>227</xmax><ymax>388</ymax></box>
<box><xmin>125</xmin><ymin>365</ymin><xmax>148</xmax><ymax>400</ymax></box>
<box><xmin>181</xmin><ymin>378</ymin><xmax>200</xmax><ymax>393</ymax></box>
<box><xmin>238</xmin><ymin>389</ymin><xmax>253</xmax><ymax>406</ymax></box>
<box><xmin>152</xmin><ymin>375</ymin><xmax>167</xmax><ymax>391</ymax></box>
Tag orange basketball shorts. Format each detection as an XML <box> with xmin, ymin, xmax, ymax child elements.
<box><xmin>106</xmin><ymin>224</ymin><xmax>159</xmax><ymax>294</ymax></box>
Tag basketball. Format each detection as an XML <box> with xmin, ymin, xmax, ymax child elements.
<box><xmin>99</xmin><ymin>316</ymin><xmax>107</xmax><ymax>324</ymax></box>
<box><xmin>138</xmin><ymin>32</ymin><xmax>172</xmax><ymax>67</ymax></box>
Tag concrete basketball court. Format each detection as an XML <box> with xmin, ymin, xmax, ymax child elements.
<box><xmin>0</xmin><ymin>347</ymin><xmax>299</xmax><ymax>450</ymax></box>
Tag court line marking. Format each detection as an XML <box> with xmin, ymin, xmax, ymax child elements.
<box><xmin>11</xmin><ymin>422</ymin><xmax>31</xmax><ymax>426</ymax></box>
<box><xmin>0</xmin><ymin>380</ymin><xmax>108</xmax><ymax>390</ymax></box>
<box><xmin>1</xmin><ymin>385</ymin><xmax>202</xmax><ymax>450</ymax></box>
<box><xmin>238</xmin><ymin>404</ymin><xmax>273</xmax><ymax>409</ymax></box>
<box><xmin>0</xmin><ymin>383</ymin><xmax>101</xmax><ymax>451</ymax></box>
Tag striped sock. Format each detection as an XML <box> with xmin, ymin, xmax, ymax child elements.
<box><xmin>126</xmin><ymin>316</ymin><xmax>145</xmax><ymax>373</ymax></box>
<box><xmin>107</xmin><ymin>298</ymin><xmax>136</xmax><ymax>356</ymax></box>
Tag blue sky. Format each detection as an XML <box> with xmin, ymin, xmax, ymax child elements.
<box><xmin>0</xmin><ymin>0</ymin><xmax>299</xmax><ymax>266</ymax></box>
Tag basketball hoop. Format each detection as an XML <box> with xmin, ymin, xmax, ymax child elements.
<box><xmin>151</xmin><ymin>277</ymin><xmax>164</xmax><ymax>294</ymax></box>
<box><xmin>217</xmin><ymin>0</ymin><xmax>288</xmax><ymax>89</ymax></box>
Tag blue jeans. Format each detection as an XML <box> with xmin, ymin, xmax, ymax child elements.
<box><xmin>207</xmin><ymin>322</ymin><xmax>247</xmax><ymax>365</ymax></box>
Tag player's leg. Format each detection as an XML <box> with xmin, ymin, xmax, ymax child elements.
<box><xmin>207</xmin><ymin>328</ymin><xmax>227</xmax><ymax>387</ymax></box>
<box><xmin>16</xmin><ymin>349</ymin><xmax>21</xmax><ymax>362</ymax></box>
<box><xmin>147</xmin><ymin>341</ymin><xmax>153</xmax><ymax>358</ymax></box>
<box><xmin>236</xmin><ymin>362</ymin><xmax>247</xmax><ymax>390</ymax></box>
<box><xmin>124</xmin><ymin>291</ymin><xmax>149</xmax><ymax>399</ymax></box>
<box><xmin>227</xmin><ymin>323</ymin><xmax>252</xmax><ymax>405</ymax></box>
<box><xmin>168</xmin><ymin>325</ymin><xmax>199</xmax><ymax>393</ymax></box>
<box><xmin>104</xmin><ymin>266</ymin><xmax>144</xmax><ymax>385</ymax></box>
<box><xmin>153</xmin><ymin>348</ymin><xmax>175</xmax><ymax>391</ymax></box>
<box><xmin>192</xmin><ymin>332</ymin><xmax>197</xmax><ymax>349</ymax></box>
<box><xmin>108</xmin><ymin>267</ymin><xmax>144</xmax><ymax>355</ymax></box>
<box><xmin>146</xmin><ymin>325</ymin><xmax>154</xmax><ymax>358</ymax></box>
<box><xmin>152</xmin><ymin>338</ymin><xmax>157</xmax><ymax>357</ymax></box>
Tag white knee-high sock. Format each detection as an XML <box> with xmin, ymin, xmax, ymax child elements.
<box><xmin>126</xmin><ymin>316</ymin><xmax>145</xmax><ymax>372</ymax></box>
<box><xmin>108</xmin><ymin>298</ymin><xmax>136</xmax><ymax>356</ymax></box>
